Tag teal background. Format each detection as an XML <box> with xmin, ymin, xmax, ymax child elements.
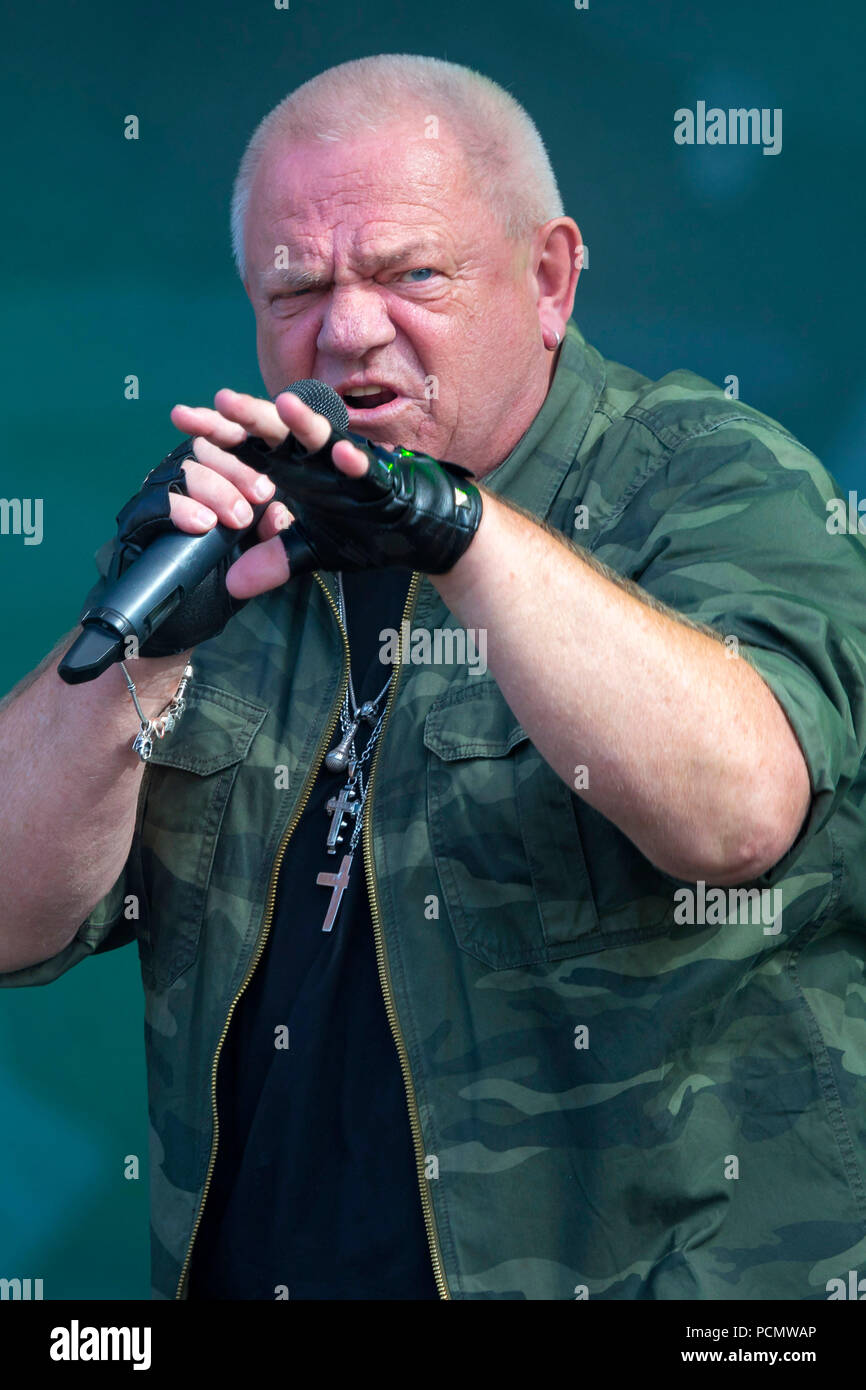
<box><xmin>1</xmin><ymin>0</ymin><xmax>863</xmax><ymax>1297</ymax></box>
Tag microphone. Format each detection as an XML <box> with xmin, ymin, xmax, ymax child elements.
<box><xmin>57</xmin><ymin>379</ymin><xmax>349</xmax><ymax>685</ymax></box>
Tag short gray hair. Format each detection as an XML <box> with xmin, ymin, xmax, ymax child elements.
<box><xmin>230</xmin><ymin>54</ymin><xmax>564</xmax><ymax>280</ymax></box>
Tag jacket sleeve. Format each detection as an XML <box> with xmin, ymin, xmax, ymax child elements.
<box><xmin>0</xmin><ymin>869</ymin><xmax>136</xmax><ymax>988</ymax></box>
<box><xmin>599</xmin><ymin>416</ymin><xmax>866</xmax><ymax>887</ymax></box>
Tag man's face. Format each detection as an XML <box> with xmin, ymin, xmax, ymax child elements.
<box><xmin>243</xmin><ymin>122</ymin><xmax>551</xmax><ymax>474</ymax></box>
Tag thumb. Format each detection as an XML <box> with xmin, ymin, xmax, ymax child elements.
<box><xmin>225</xmin><ymin>535</ymin><xmax>291</xmax><ymax>599</ymax></box>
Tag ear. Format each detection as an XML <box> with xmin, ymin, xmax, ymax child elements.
<box><xmin>530</xmin><ymin>218</ymin><xmax>583</xmax><ymax>347</ymax></box>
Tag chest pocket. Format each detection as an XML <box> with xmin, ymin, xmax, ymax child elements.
<box><xmin>136</xmin><ymin>683</ymin><xmax>268</xmax><ymax>989</ymax></box>
<box><xmin>424</xmin><ymin>679</ymin><xmax>602</xmax><ymax>969</ymax></box>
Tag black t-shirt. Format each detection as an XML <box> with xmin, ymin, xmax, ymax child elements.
<box><xmin>187</xmin><ymin>568</ymin><xmax>439</xmax><ymax>1300</ymax></box>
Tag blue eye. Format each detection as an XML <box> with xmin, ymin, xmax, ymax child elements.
<box><xmin>405</xmin><ymin>268</ymin><xmax>434</xmax><ymax>282</ymax></box>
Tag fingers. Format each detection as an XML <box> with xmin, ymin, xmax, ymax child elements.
<box><xmin>226</xmin><ymin>535</ymin><xmax>291</xmax><ymax>599</ymax></box>
<box><xmin>273</xmin><ymin>396</ymin><xmax>369</xmax><ymax>476</ymax></box>
<box><xmin>168</xmin><ymin>390</ymin><xmax>335</xmax><ymax>534</ymax></box>
<box><xmin>171</xmin><ymin>391</ymin><xmax>290</xmax><ymax>451</ymax></box>
<box><xmin>191</xmin><ymin>435</ymin><xmax>277</xmax><ymax>507</ymax></box>
<box><xmin>162</xmin><ymin>430</ymin><xmax>363</xmax><ymax>539</ymax></box>
<box><xmin>256</xmin><ymin>498</ymin><xmax>294</xmax><ymax>541</ymax></box>
<box><xmin>164</xmin><ymin>388</ymin><xmax>371</xmax><ymax>550</ymax></box>
<box><xmin>165</xmin><ymin>492</ymin><xmax>221</xmax><ymax>535</ymax></box>
<box><xmin>212</xmin><ymin>388</ymin><xmax>290</xmax><ymax>448</ymax></box>
<box><xmin>330</xmin><ymin>437</ymin><xmax>371</xmax><ymax>478</ymax></box>
<box><xmin>178</xmin><ymin>387</ymin><xmax>357</xmax><ymax>457</ymax></box>
<box><xmin>170</xmin><ymin>404</ymin><xmax>247</xmax><ymax>450</ymax></box>
<box><xmin>168</xmin><ymin>402</ymin><xmax>275</xmax><ymax>533</ymax></box>
<box><xmin>272</xmin><ymin>392</ymin><xmax>332</xmax><ymax>451</ymax></box>
<box><xmin>167</xmin><ymin>454</ymin><xmax>292</xmax><ymax>534</ymax></box>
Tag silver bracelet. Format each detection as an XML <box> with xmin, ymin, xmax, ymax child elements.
<box><xmin>120</xmin><ymin>661</ymin><xmax>193</xmax><ymax>762</ymax></box>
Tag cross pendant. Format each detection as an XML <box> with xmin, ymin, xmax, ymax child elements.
<box><xmin>325</xmin><ymin>780</ymin><xmax>361</xmax><ymax>853</ymax></box>
<box><xmin>316</xmin><ymin>852</ymin><xmax>353</xmax><ymax>932</ymax></box>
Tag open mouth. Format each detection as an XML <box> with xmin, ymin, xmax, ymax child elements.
<box><xmin>340</xmin><ymin>386</ymin><xmax>398</xmax><ymax>410</ymax></box>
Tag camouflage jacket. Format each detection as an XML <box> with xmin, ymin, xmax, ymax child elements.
<box><xmin>5</xmin><ymin>321</ymin><xmax>866</xmax><ymax>1301</ymax></box>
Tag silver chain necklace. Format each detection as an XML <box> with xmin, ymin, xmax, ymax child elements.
<box><xmin>316</xmin><ymin>572</ymin><xmax>394</xmax><ymax>932</ymax></box>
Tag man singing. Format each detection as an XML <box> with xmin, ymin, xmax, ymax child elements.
<box><xmin>2</xmin><ymin>54</ymin><xmax>865</xmax><ymax>1301</ymax></box>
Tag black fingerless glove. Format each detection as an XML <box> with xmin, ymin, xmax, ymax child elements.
<box><xmin>232</xmin><ymin>429</ymin><xmax>483</xmax><ymax>577</ymax></box>
<box><xmin>85</xmin><ymin>427</ymin><xmax>482</xmax><ymax>661</ymax></box>
<box><xmin>83</xmin><ymin>438</ymin><xmax>253</xmax><ymax>658</ymax></box>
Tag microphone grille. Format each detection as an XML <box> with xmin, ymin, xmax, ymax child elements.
<box><xmin>281</xmin><ymin>379</ymin><xmax>349</xmax><ymax>432</ymax></box>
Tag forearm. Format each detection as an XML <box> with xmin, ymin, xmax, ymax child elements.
<box><xmin>431</xmin><ymin>494</ymin><xmax>812</xmax><ymax>884</ymax></box>
<box><xmin>0</xmin><ymin>632</ymin><xmax>191</xmax><ymax>971</ymax></box>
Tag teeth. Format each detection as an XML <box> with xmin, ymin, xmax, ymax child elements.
<box><xmin>346</xmin><ymin>385</ymin><xmax>387</xmax><ymax>397</ymax></box>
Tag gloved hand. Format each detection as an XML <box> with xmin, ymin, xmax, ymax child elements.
<box><xmin>230</xmin><ymin>428</ymin><xmax>483</xmax><ymax>578</ymax></box>
<box><xmin>85</xmin><ymin>407</ymin><xmax>483</xmax><ymax>659</ymax></box>
<box><xmin>82</xmin><ymin>438</ymin><xmax>263</xmax><ymax>657</ymax></box>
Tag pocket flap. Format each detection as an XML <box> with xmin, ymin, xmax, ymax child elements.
<box><xmin>145</xmin><ymin>683</ymin><xmax>267</xmax><ymax>775</ymax></box>
<box><xmin>424</xmin><ymin>679</ymin><xmax>527</xmax><ymax>761</ymax></box>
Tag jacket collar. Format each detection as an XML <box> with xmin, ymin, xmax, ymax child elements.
<box><xmin>479</xmin><ymin>319</ymin><xmax>605</xmax><ymax>518</ymax></box>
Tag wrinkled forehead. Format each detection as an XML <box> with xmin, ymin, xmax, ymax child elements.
<box><xmin>246</xmin><ymin>126</ymin><xmax>481</xmax><ymax>258</ymax></box>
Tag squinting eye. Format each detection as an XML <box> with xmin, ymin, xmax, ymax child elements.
<box><xmin>271</xmin><ymin>287</ymin><xmax>317</xmax><ymax>305</ymax></box>
<box><xmin>403</xmin><ymin>268</ymin><xmax>435</xmax><ymax>282</ymax></box>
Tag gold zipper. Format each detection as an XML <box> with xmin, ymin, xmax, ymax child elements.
<box><xmin>174</xmin><ymin>572</ymin><xmax>349</xmax><ymax>1299</ymax></box>
<box><xmin>362</xmin><ymin>571</ymin><xmax>451</xmax><ymax>1300</ymax></box>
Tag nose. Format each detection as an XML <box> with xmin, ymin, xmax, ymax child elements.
<box><xmin>316</xmin><ymin>284</ymin><xmax>396</xmax><ymax>359</ymax></box>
